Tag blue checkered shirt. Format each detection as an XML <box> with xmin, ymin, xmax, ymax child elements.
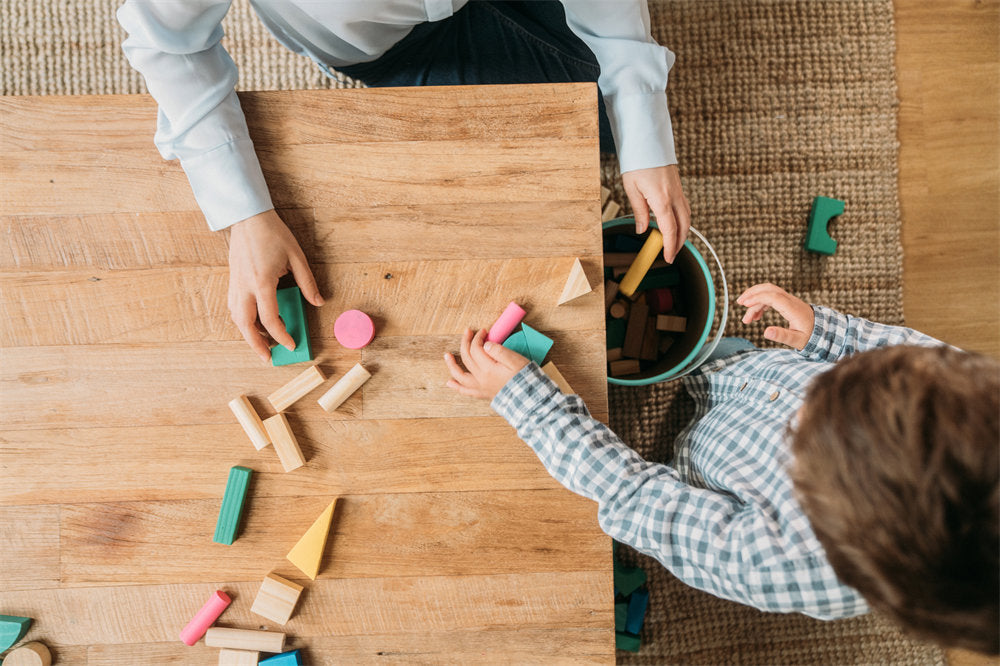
<box><xmin>492</xmin><ymin>306</ymin><xmax>942</xmax><ymax>619</ymax></box>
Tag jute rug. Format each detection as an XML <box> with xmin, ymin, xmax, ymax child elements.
<box><xmin>1</xmin><ymin>0</ymin><xmax>944</xmax><ymax>663</ymax></box>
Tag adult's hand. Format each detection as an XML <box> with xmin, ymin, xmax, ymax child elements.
<box><xmin>227</xmin><ymin>209</ymin><xmax>325</xmax><ymax>362</ymax></box>
<box><xmin>622</xmin><ymin>164</ymin><xmax>691</xmax><ymax>263</ymax></box>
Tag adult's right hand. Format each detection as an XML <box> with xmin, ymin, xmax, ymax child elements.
<box><xmin>227</xmin><ymin>209</ymin><xmax>325</xmax><ymax>362</ymax></box>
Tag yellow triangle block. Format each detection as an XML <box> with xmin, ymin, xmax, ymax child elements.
<box><xmin>286</xmin><ymin>499</ymin><xmax>337</xmax><ymax>580</ymax></box>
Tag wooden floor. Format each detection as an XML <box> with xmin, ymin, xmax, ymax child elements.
<box><xmin>898</xmin><ymin>2</ymin><xmax>1000</xmax><ymax>663</ymax></box>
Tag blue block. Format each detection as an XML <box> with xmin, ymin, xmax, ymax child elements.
<box><xmin>260</xmin><ymin>649</ymin><xmax>303</xmax><ymax>665</ymax></box>
<box><xmin>520</xmin><ymin>323</ymin><xmax>554</xmax><ymax>365</ymax></box>
<box><xmin>502</xmin><ymin>330</ymin><xmax>531</xmax><ymax>358</ymax></box>
<box><xmin>625</xmin><ymin>588</ymin><xmax>649</xmax><ymax>634</ymax></box>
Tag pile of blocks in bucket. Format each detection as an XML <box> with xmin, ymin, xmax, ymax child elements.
<box><xmin>188</xmin><ymin>287</ymin><xmax>378</xmax><ymax>663</ymax></box>
<box><xmin>603</xmin><ymin>222</ymin><xmax>687</xmax><ymax>379</ymax></box>
<box><xmin>612</xmin><ymin>543</ymin><xmax>650</xmax><ymax>653</ymax></box>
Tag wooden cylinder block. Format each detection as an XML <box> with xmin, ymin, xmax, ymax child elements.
<box><xmin>204</xmin><ymin>627</ymin><xmax>285</xmax><ymax>654</ymax></box>
<box><xmin>268</xmin><ymin>365</ymin><xmax>327</xmax><ymax>412</ymax></box>
<box><xmin>318</xmin><ymin>363</ymin><xmax>372</xmax><ymax>412</ymax></box>
<box><xmin>228</xmin><ymin>395</ymin><xmax>271</xmax><ymax>450</ymax></box>
<box><xmin>2</xmin><ymin>642</ymin><xmax>52</xmax><ymax>666</ymax></box>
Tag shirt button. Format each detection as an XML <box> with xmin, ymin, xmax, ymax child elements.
<box><xmin>739</xmin><ymin>382</ymin><xmax>748</xmax><ymax>391</ymax></box>
<box><xmin>769</xmin><ymin>391</ymin><xmax>780</xmax><ymax>401</ymax></box>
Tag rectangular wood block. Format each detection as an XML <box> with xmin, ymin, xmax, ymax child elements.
<box><xmin>228</xmin><ymin>395</ymin><xmax>270</xmax><ymax>450</ymax></box>
<box><xmin>317</xmin><ymin>363</ymin><xmax>371</xmax><ymax>412</ymax></box>
<box><xmin>540</xmin><ymin>362</ymin><xmax>574</xmax><ymax>395</ymax></box>
<box><xmin>212</xmin><ymin>466</ymin><xmax>252</xmax><ymax>546</ymax></box>
<box><xmin>268</xmin><ymin>365</ymin><xmax>327</xmax><ymax>412</ymax></box>
<box><xmin>205</xmin><ymin>627</ymin><xmax>285</xmax><ymax>653</ymax></box>
<box><xmin>262</xmin><ymin>414</ymin><xmax>306</xmax><ymax>472</ymax></box>
<box><xmin>219</xmin><ymin>648</ymin><xmax>260</xmax><ymax>665</ymax></box>
<box><xmin>639</xmin><ymin>317</ymin><xmax>659</xmax><ymax>361</ymax></box>
<box><xmin>250</xmin><ymin>572</ymin><xmax>304</xmax><ymax>626</ymax></box>
<box><xmin>622</xmin><ymin>301</ymin><xmax>649</xmax><ymax>359</ymax></box>
<box><xmin>609</xmin><ymin>359</ymin><xmax>640</xmax><ymax>377</ymax></box>
<box><xmin>656</xmin><ymin>315</ymin><xmax>687</xmax><ymax>333</ymax></box>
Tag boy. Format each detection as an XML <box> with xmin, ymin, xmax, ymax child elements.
<box><xmin>443</xmin><ymin>282</ymin><xmax>999</xmax><ymax>654</ymax></box>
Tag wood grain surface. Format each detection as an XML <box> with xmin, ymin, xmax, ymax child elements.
<box><xmin>0</xmin><ymin>83</ymin><xmax>613</xmax><ymax>663</ymax></box>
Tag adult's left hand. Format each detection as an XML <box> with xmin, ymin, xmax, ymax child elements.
<box><xmin>622</xmin><ymin>164</ymin><xmax>691</xmax><ymax>263</ymax></box>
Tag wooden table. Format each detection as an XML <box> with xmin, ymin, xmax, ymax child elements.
<box><xmin>0</xmin><ymin>83</ymin><xmax>612</xmax><ymax>663</ymax></box>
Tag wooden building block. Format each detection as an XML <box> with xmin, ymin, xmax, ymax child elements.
<box><xmin>659</xmin><ymin>336</ymin><xmax>675</xmax><ymax>354</ymax></box>
<box><xmin>622</xmin><ymin>301</ymin><xmax>649</xmax><ymax>359</ymax></box>
<box><xmin>260</xmin><ymin>650</ymin><xmax>304</xmax><ymax>665</ymax></box>
<box><xmin>501</xmin><ymin>330</ymin><xmax>531</xmax><ymax>358</ymax></box>
<box><xmin>557</xmin><ymin>257</ymin><xmax>593</xmax><ymax>305</ymax></box>
<box><xmin>251</xmin><ymin>572</ymin><xmax>304</xmax><ymax>625</ymax></box>
<box><xmin>656</xmin><ymin>315</ymin><xmax>687</xmax><ymax>333</ymax></box>
<box><xmin>805</xmin><ymin>195</ymin><xmax>844</xmax><ymax>255</ymax></box>
<box><xmin>613</xmin><ymin>234</ymin><xmax>643</xmax><ymax>253</ymax></box>
<box><xmin>262</xmin><ymin>413</ymin><xmax>306</xmax><ymax>472</ymax></box>
<box><xmin>180</xmin><ymin>590</ymin><xmax>232</xmax><ymax>646</ymax></box>
<box><xmin>218</xmin><ymin>648</ymin><xmax>260</xmax><ymax>665</ymax></box>
<box><xmin>541</xmin><ymin>361</ymin><xmax>574</xmax><ymax>395</ymax></box>
<box><xmin>268</xmin><ymin>364</ymin><xmax>327</xmax><ymax>412</ymax></box>
<box><xmin>609</xmin><ymin>301</ymin><xmax>628</xmax><ymax>319</ymax></box>
<box><xmin>487</xmin><ymin>301</ymin><xmax>526</xmax><ymax>344</ymax></box>
<box><xmin>601</xmin><ymin>185</ymin><xmax>611</xmax><ymax>207</ymax></box>
<box><xmin>204</xmin><ymin>627</ymin><xmax>285</xmax><ymax>654</ymax></box>
<box><xmin>213</xmin><ymin>467</ymin><xmax>252</xmax><ymax>545</ymax></box>
<box><xmin>287</xmin><ymin>499</ymin><xmax>337</xmax><ymax>579</ymax></box>
<box><xmin>317</xmin><ymin>363</ymin><xmax>371</xmax><ymax>412</ymax></box>
<box><xmin>2</xmin><ymin>641</ymin><xmax>51</xmax><ymax>666</ymax></box>
<box><xmin>639</xmin><ymin>317</ymin><xmax>660</xmax><ymax>361</ymax></box>
<box><xmin>333</xmin><ymin>309</ymin><xmax>375</xmax><ymax>349</ymax></box>
<box><xmin>604</xmin><ymin>280</ymin><xmax>619</xmax><ymax>310</ymax></box>
<box><xmin>609</xmin><ymin>359</ymin><xmax>641</xmax><ymax>377</ymax></box>
<box><xmin>635</xmin><ymin>266</ymin><xmax>680</xmax><ymax>291</ymax></box>
<box><xmin>271</xmin><ymin>286</ymin><xmax>312</xmax><ymax>366</ymax></box>
<box><xmin>618</xmin><ymin>229</ymin><xmax>663</xmax><ymax>298</ymax></box>
<box><xmin>606</xmin><ymin>348</ymin><xmax>623</xmax><ymax>362</ymax></box>
<box><xmin>606</xmin><ymin>318</ymin><xmax>626</xmax><ymax>349</ymax></box>
<box><xmin>647</xmin><ymin>287</ymin><xmax>674</xmax><ymax>314</ymax></box>
<box><xmin>521</xmin><ymin>324</ymin><xmax>554</xmax><ymax>365</ymax></box>
<box><xmin>228</xmin><ymin>395</ymin><xmax>271</xmax><ymax>450</ymax></box>
<box><xmin>0</xmin><ymin>614</ymin><xmax>32</xmax><ymax>652</ymax></box>
<box><xmin>601</xmin><ymin>199</ymin><xmax>620</xmax><ymax>222</ymax></box>
<box><xmin>625</xmin><ymin>588</ymin><xmax>650</xmax><ymax>634</ymax></box>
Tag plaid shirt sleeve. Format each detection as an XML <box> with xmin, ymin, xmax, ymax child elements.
<box><xmin>801</xmin><ymin>305</ymin><xmax>944</xmax><ymax>362</ymax></box>
<box><xmin>491</xmin><ymin>363</ymin><xmax>865</xmax><ymax>618</ymax></box>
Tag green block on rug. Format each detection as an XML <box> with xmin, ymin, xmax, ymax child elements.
<box><xmin>271</xmin><ymin>286</ymin><xmax>312</xmax><ymax>366</ymax></box>
<box><xmin>805</xmin><ymin>196</ymin><xmax>844</xmax><ymax>255</ymax></box>
<box><xmin>213</xmin><ymin>465</ymin><xmax>253</xmax><ymax>545</ymax></box>
<box><xmin>616</xmin><ymin>632</ymin><xmax>641</xmax><ymax>652</ymax></box>
<box><xmin>502</xmin><ymin>330</ymin><xmax>531</xmax><ymax>358</ymax></box>
<box><xmin>0</xmin><ymin>614</ymin><xmax>32</xmax><ymax>652</ymax></box>
<box><xmin>521</xmin><ymin>323</ymin><xmax>554</xmax><ymax>365</ymax></box>
<box><xmin>614</xmin><ymin>602</ymin><xmax>628</xmax><ymax>633</ymax></box>
<box><xmin>635</xmin><ymin>267</ymin><xmax>680</xmax><ymax>291</ymax></box>
<box><xmin>607</xmin><ymin>318</ymin><xmax>627</xmax><ymax>349</ymax></box>
<box><xmin>614</xmin><ymin>560</ymin><xmax>647</xmax><ymax>597</ymax></box>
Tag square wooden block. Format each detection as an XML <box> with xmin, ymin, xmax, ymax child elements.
<box><xmin>251</xmin><ymin>572</ymin><xmax>304</xmax><ymax>625</ymax></box>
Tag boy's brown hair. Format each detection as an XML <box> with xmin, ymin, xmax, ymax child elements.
<box><xmin>791</xmin><ymin>344</ymin><xmax>999</xmax><ymax>655</ymax></box>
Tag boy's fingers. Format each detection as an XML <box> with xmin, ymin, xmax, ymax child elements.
<box><xmin>468</xmin><ymin>328</ymin><xmax>495</xmax><ymax>368</ymax></box>
<box><xmin>741</xmin><ymin>303</ymin><xmax>769</xmax><ymax>324</ymax></box>
<box><xmin>737</xmin><ymin>282</ymin><xmax>783</xmax><ymax>305</ymax></box>
<box><xmin>483</xmin><ymin>339</ymin><xmax>528</xmax><ymax>370</ymax></box>
<box><xmin>459</xmin><ymin>328</ymin><xmax>479</xmax><ymax>374</ymax></box>
<box><xmin>764</xmin><ymin>326</ymin><xmax>809</xmax><ymax>350</ymax></box>
<box><xmin>447</xmin><ymin>379</ymin><xmax>484</xmax><ymax>399</ymax></box>
<box><xmin>443</xmin><ymin>352</ymin><xmax>473</xmax><ymax>385</ymax></box>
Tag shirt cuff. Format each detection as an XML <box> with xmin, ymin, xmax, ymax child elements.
<box><xmin>180</xmin><ymin>137</ymin><xmax>275</xmax><ymax>231</ymax></box>
<box><xmin>491</xmin><ymin>362</ymin><xmax>562</xmax><ymax>428</ymax></box>
<box><xmin>799</xmin><ymin>305</ymin><xmax>846</xmax><ymax>361</ymax></box>
<box><xmin>605</xmin><ymin>91</ymin><xmax>677</xmax><ymax>173</ymax></box>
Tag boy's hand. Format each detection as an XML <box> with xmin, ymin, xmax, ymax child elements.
<box><xmin>737</xmin><ymin>283</ymin><xmax>815</xmax><ymax>350</ymax></box>
<box><xmin>227</xmin><ymin>209</ymin><xmax>325</xmax><ymax>363</ymax></box>
<box><xmin>444</xmin><ymin>328</ymin><xmax>530</xmax><ymax>400</ymax></box>
<box><xmin>622</xmin><ymin>164</ymin><xmax>691</xmax><ymax>263</ymax></box>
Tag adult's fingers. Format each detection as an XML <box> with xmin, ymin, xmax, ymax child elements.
<box><xmin>674</xmin><ymin>199</ymin><xmax>692</xmax><ymax>258</ymax></box>
<box><xmin>289</xmin><ymin>249</ymin><xmax>325</xmax><ymax>307</ymax></box>
<box><xmin>625</xmin><ymin>183</ymin><xmax>651</xmax><ymax>235</ymax></box>
<box><xmin>764</xmin><ymin>325</ymin><xmax>810</xmax><ymax>351</ymax></box>
<box><xmin>655</xmin><ymin>206</ymin><xmax>679</xmax><ymax>263</ymax></box>
<box><xmin>257</xmin><ymin>286</ymin><xmax>296</xmax><ymax>351</ymax></box>
<box><xmin>482</xmin><ymin>339</ymin><xmax>528</xmax><ymax>371</ymax></box>
<box><xmin>231</xmin><ymin>293</ymin><xmax>272</xmax><ymax>363</ymax></box>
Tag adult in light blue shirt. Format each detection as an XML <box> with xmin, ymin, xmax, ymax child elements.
<box><xmin>118</xmin><ymin>0</ymin><xmax>691</xmax><ymax>361</ymax></box>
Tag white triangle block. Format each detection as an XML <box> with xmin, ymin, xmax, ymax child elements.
<box><xmin>557</xmin><ymin>258</ymin><xmax>593</xmax><ymax>305</ymax></box>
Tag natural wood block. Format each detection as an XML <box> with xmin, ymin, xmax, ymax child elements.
<box><xmin>287</xmin><ymin>499</ymin><xmax>337</xmax><ymax>580</ymax></box>
<box><xmin>618</xmin><ymin>229</ymin><xmax>663</xmax><ymax>298</ymax></box>
<box><xmin>1</xmin><ymin>642</ymin><xmax>51</xmax><ymax>666</ymax></box>
<box><xmin>622</xmin><ymin>301</ymin><xmax>649</xmax><ymax>359</ymax></box>
<box><xmin>609</xmin><ymin>301</ymin><xmax>628</xmax><ymax>319</ymax></box>
<box><xmin>262</xmin><ymin>414</ymin><xmax>306</xmax><ymax>472</ymax></box>
<box><xmin>541</xmin><ymin>362</ymin><xmax>574</xmax><ymax>395</ymax></box>
<box><xmin>609</xmin><ymin>359</ymin><xmax>641</xmax><ymax>377</ymax></box>
<box><xmin>656</xmin><ymin>315</ymin><xmax>687</xmax><ymax>333</ymax></box>
<box><xmin>639</xmin><ymin>317</ymin><xmax>659</xmax><ymax>361</ymax></box>
<box><xmin>601</xmin><ymin>200</ymin><xmax>620</xmax><ymax>222</ymax></box>
<box><xmin>251</xmin><ymin>572</ymin><xmax>304</xmax><ymax>625</ymax></box>
<box><xmin>604</xmin><ymin>280</ymin><xmax>619</xmax><ymax>310</ymax></box>
<box><xmin>218</xmin><ymin>648</ymin><xmax>260</xmax><ymax>665</ymax></box>
<box><xmin>557</xmin><ymin>257</ymin><xmax>592</xmax><ymax>305</ymax></box>
<box><xmin>268</xmin><ymin>365</ymin><xmax>327</xmax><ymax>412</ymax></box>
<box><xmin>659</xmin><ymin>336</ymin><xmax>675</xmax><ymax>354</ymax></box>
<box><xmin>606</xmin><ymin>348</ymin><xmax>623</xmax><ymax>362</ymax></box>
<box><xmin>600</xmin><ymin>186</ymin><xmax>611</xmax><ymax>207</ymax></box>
<box><xmin>213</xmin><ymin>466</ymin><xmax>252</xmax><ymax>546</ymax></box>
<box><xmin>204</xmin><ymin>627</ymin><xmax>285</xmax><ymax>654</ymax></box>
<box><xmin>228</xmin><ymin>395</ymin><xmax>270</xmax><ymax>450</ymax></box>
<box><xmin>317</xmin><ymin>363</ymin><xmax>371</xmax><ymax>412</ymax></box>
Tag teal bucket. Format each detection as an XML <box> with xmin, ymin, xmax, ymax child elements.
<box><xmin>604</xmin><ymin>218</ymin><xmax>729</xmax><ymax>386</ymax></box>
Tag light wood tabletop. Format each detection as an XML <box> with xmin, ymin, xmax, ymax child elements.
<box><xmin>0</xmin><ymin>83</ymin><xmax>614</xmax><ymax>664</ymax></box>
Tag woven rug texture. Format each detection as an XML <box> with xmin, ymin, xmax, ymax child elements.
<box><xmin>2</xmin><ymin>0</ymin><xmax>944</xmax><ymax>663</ymax></box>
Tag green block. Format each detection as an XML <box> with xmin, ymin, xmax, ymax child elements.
<box><xmin>805</xmin><ymin>196</ymin><xmax>844</xmax><ymax>255</ymax></box>
<box><xmin>606</xmin><ymin>318</ymin><xmax>627</xmax><ymax>349</ymax></box>
<box><xmin>521</xmin><ymin>323</ymin><xmax>554</xmax><ymax>365</ymax></box>
<box><xmin>502</xmin><ymin>330</ymin><xmax>531</xmax><ymax>358</ymax></box>
<box><xmin>271</xmin><ymin>286</ymin><xmax>312</xmax><ymax>366</ymax></box>
<box><xmin>614</xmin><ymin>602</ymin><xmax>628</xmax><ymax>633</ymax></box>
<box><xmin>635</xmin><ymin>267</ymin><xmax>680</xmax><ymax>291</ymax></box>
<box><xmin>616</xmin><ymin>632</ymin><xmax>641</xmax><ymax>652</ymax></box>
<box><xmin>213</xmin><ymin>466</ymin><xmax>253</xmax><ymax>545</ymax></box>
<box><xmin>614</xmin><ymin>560</ymin><xmax>647</xmax><ymax>597</ymax></box>
<box><xmin>0</xmin><ymin>615</ymin><xmax>32</xmax><ymax>652</ymax></box>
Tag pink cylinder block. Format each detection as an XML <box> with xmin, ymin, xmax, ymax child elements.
<box><xmin>334</xmin><ymin>309</ymin><xmax>375</xmax><ymax>349</ymax></box>
<box><xmin>180</xmin><ymin>590</ymin><xmax>231</xmax><ymax>646</ymax></box>
<box><xmin>487</xmin><ymin>301</ymin><xmax>527</xmax><ymax>344</ymax></box>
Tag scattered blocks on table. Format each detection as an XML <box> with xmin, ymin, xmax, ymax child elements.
<box><xmin>317</xmin><ymin>363</ymin><xmax>371</xmax><ymax>412</ymax></box>
<box><xmin>180</xmin><ymin>590</ymin><xmax>232</xmax><ymax>646</ymax></box>
<box><xmin>501</xmin><ymin>330</ymin><xmax>531</xmax><ymax>358</ymax></box>
<box><xmin>213</xmin><ymin>466</ymin><xmax>252</xmax><ymax>545</ymax></box>
<box><xmin>625</xmin><ymin>588</ymin><xmax>649</xmax><ymax>635</ymax></box>
<box><xmin>268</xmin><ymin>364</ymin><xmax>327</xmax><ymax>412</ymax></box>
<box><xmin>262</xmin><ymin>413</ymin><xmax>306</xmax><ymax>472</ymax></box>
<box><xmin>541</xmin><ymin>361</ymin><xmax>574</xmax><ymax>395</ymax></box>
<box><xmin>287</xmin><ymin>499</ymin><xmax>337</xmax><ymax>580</ymax></box>
<box><xmin>618</xmin><ymin>229</ymin><xmax>663</xmax><ymax>298</ymax></box>
<box><xmin>218</xmin><ymin>648</ymin><xmax>260</xmax><ymax>665</ymax></box>
<box><xmin>622</xmin><ymin>301</ymin><xmax>649</xmax><ymax>359</ymax></box>
<box><xmin>251</xmin><ymin>572</ymin><xmax>304</xmax><ymax>626</ymax></box>
<box><xmin>487</xmin><ymin>301</ymin><xmax>526</xmax><ymax>344</ymax></box>
<box><xmin>805</xmin><ymin>196</ymin><xmax>844</xmax><ymax>255</ymax></box>
<box><xmin>656</xmin><ymin>315</ymin><xmax>687</xmax><ymax>333</ymax></box>
<box><xmin>228</xmin><ymin>395</ymin><xmax>271</xmax><ymax>450</ymax></box>
<box><xmin>521</xmin><ymin>324</ymin><xmax>553</xmax><ymax>365</ymax></box>
<box><xmin>0</xmin><ymin>615</ymin><xmax>32</xmax><ymax>652</ymax></box>
<box><xmin>204</xmin><ymin>627</ymin><xmax>285</xmax><ymax>654</ymax></box>
<box><xmin>609</xmin><ymin>359</ymin><xmax>641</xmax><ymax>377</ymax></box>
<box><xmin>334</xmin><ymin>309</ymin><xmax>375</xmax><ymax>349</ymax></box>
<box><xmin>557</xmin><ymin>257</ymin><xmax>593</xmax><ymax>305</ymax></box>
<box><xmin>2</xmin><ymin>641</ymin><xmax>51</xmax><ymax>666</ymax></box>
<box><xmin>260</xmin><ymin>650</ymin><xmax>304</xmax><ymax>665</ymax></box>
<box><xmin>271</xmin><ymin>287</ymin><xmax>312</xmax><ymax>366</ymax></box>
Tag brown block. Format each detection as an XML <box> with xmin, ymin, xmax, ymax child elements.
<box><xmin>656</xmin><ymin>315</ymin><xmax>687</xmax><ymax>333</ymax></box>
<box><xmin>639</xmin><ymin>317</ymin><xmax>659</xmax><ymax>361</ymax></box>
<box><xmin>609</xmin><ymin>301</ymin><xmax>628</xmax><ymax>319</ymax></box>
<box><xmin>606</xmin><ymin>348</ymin><xmax>623</xmax><ymax>362</ymax></box>
<box><xmin>609</xmin><ymin>359</ymin><xmax>641</xmax><ymax>377</ymax></box>
<box><xmin>622</xmin><ymin>301</ymin><xmax>649</xmax><ymax>359</ymax></box>
<box><xmin>604</xmin><ymin>280</ymin><xmax>619</xmax><ymax>310</ymax></box>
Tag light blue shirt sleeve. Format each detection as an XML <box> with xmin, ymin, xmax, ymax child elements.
<box><xmin>118</xmin><ymin>0</ymin><xmax>274</xmax><ymax>230</ymax></box>
<box><xmin>560</xmin><ymin>0</ymin><xmax>677</xmax><ymax>172</ymax></box>
<box><xmin>801</xmin><ymin>305</ymin><xmax>945</xmax><ymax>363</ymax></box>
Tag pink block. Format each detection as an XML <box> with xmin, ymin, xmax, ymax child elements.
<box><xmin>180</xmin><ymin>590</ymin><xmax>231</xmax><ymax>646</ymax></box>
<box><xmin>487</xmin><ymin>301</ymin><xmax>527</xmax><ymax>344</ymax></box>
<box><xmin>334</xmin><ymin>309</ymin><xmax>375</xmax><ymax>349</ymax></box>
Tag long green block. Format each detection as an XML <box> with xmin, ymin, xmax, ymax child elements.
<box><xmin>616</xmin><ymin>632</ymin><xmax>641</xmax><ymax>652</ymax></box>
<box><xmin>521</xmin><ymin>323</ymin><xmax>554</xmax><ymax>365</ymax></box>
<box><xmin>805</xmin><ymin>196</ymin><xmax>844</xmax><ymax>255</ymax></box>
<box><xmin>213</xmin><ymin>466</ymin><xmax>252</xmax><ymax>545</ymax></box>
<box><xmin>0</xmin><ymin>615</ymin><xmax>31</xmax><ymax>652</ymax></box>
<box><xmin>614</xmin><ymin>560</ymin><xmax>647</xmax><ymax>597</ymax></box>
<box><xmin>271</xmin><ymin>286</ymin><xmax>312</xmax><ymax>366</ymax></box>
<box><xmin>635</xmin><ymin>267</ymin><xmax>680</xmax><ymax>291</ymax></box>
<box><xmin>614</xmin><ymin>602</ymin><xmax>628</xmax><ymax>632</ymax></box>
<box><xmin>606</xmin><ymin>318</ymin><xmax>627</xmax><ymax>349</ymax></box>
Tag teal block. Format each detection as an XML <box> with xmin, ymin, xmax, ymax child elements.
<box><xmin>606</xmin><ymin>318</ymin><xmax>627</xmax><ymax>349</ymax></box>
<box><xmin>625</xmin><ymin>588</ymin><xmax>649</xmax><ymax>634</ymax></box>
<box><xmin>614</xmin><ymin>602</ymin><xmax>628</xmax><ymax>632</ymax></box>
<box><xmin>805</xmin><ymin>196</ymin><xmax>844</xmax><ymax>255</ymax></box>
<box><xmin>635</xmin><ymin>267</ymin><xmax>680</xmax><ymax>291</ymax></box>
<box><xmin>0</xmin><ymin>615</ymin><xmax>32</xmax><ymax>652</ymax></box>
<box><xmin>271</xmin><ymin>286</ymin><xmax>312</xmax><ymax>366</ymax></box>
<box><xmin>502</xmin><ymin>330</ymin><xmax>531</xmax><ymax>358</ymax></box>
<box><xmin>521</xmin><ymin>323</ymin><xmax>554</xmax><ymax>365</ymax></box>
<box><xmin>260</xmin><ymin>650</ymin><xmax>303</xmax><ymax>665</ymax></box>
<box><xmin>213</xmin><ymin>466</ymin><xmax>252</xmax><ymax>545</ymax></box>
<box><xmin>614</xmin><ymin>560</ymin><xmax>647</xmax><ymax>597</ymax></box>
<box><xmin>616</xmin><ymin>632</ymin><xmax>641</xmax><ymax>652</ymax></box>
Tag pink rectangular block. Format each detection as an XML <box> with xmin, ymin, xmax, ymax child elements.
<box><xmin>487</xmin><ymin>301</ymin><xmax>526</xmax><ymax>344</ymax></box>
<box><xmin>180</xmin><ymin>590</ymin><xmax>231</xmax><ymax>646</ymax></box>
